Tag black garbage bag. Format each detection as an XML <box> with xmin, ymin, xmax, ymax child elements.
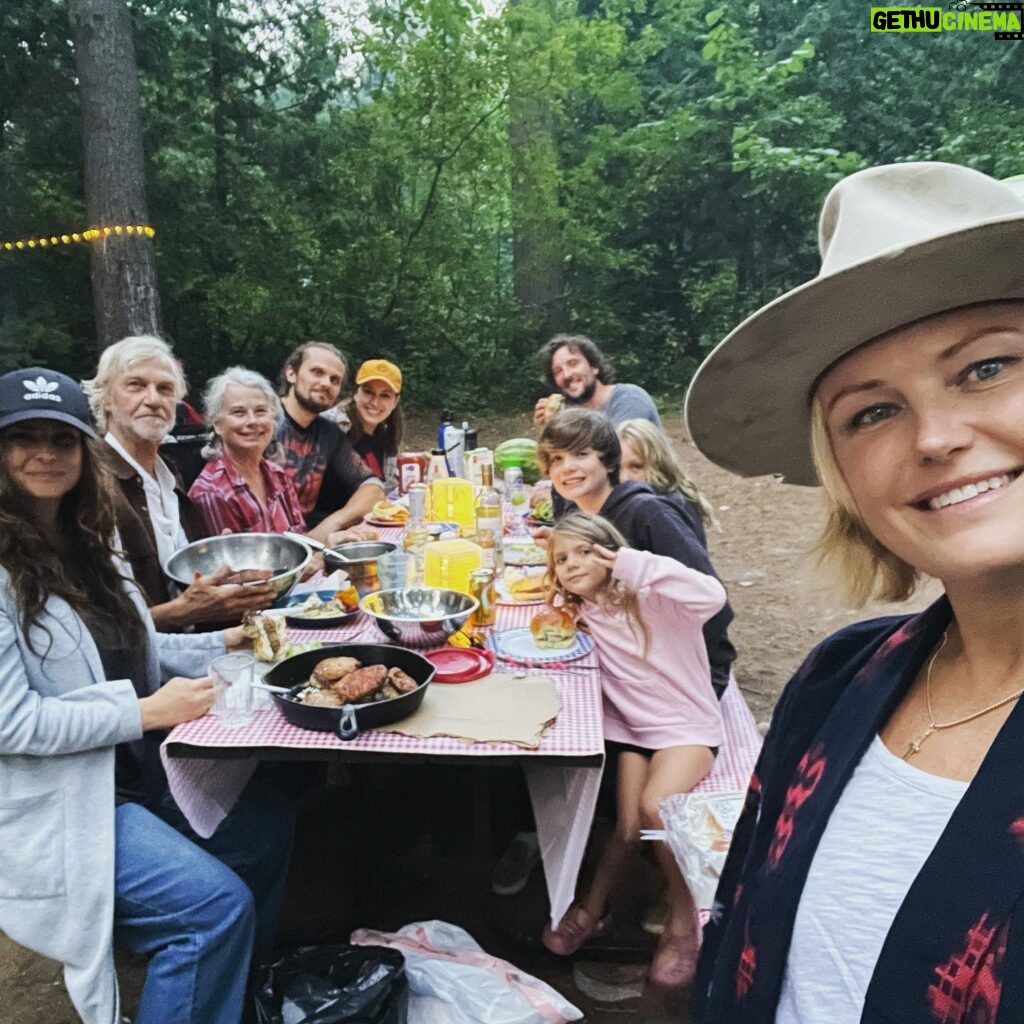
<box><xmin>255</xmin><ymin>945</ymin><xmax>408</xmax><ymax>1024</ymax></box>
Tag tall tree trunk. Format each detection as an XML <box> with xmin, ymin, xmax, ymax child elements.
<box><xmin>507</xmin><ymin>0</ymin><xmax>567</xmax><ymax>348</ymax></box>
<box><xmin>68</xmin><ymin>0</ymin><xmax>161</xmax><ymax>349</ymax></box>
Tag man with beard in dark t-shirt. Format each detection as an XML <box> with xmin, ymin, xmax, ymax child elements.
<box><xmin>276</xmin><ymin>342</ymin><xmax>384</xmax><ymax>541</ymax></box>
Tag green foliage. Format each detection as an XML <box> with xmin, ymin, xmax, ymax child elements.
<box><xmin>0</xmin><ymin>0</ymin><xmax>1017</xmax><ymax>409</ymax></box>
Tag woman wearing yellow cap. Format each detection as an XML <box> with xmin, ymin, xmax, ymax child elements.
<box><xmin>341</xmin><ymin>359</ymin><xmax>404</xmax><ymax>493</ymax></box>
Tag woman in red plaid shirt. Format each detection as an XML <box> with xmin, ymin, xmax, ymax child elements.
<box><xmin>188</xmin><ymin>367</ymin><xmax>307</xmax><ymax>536</ymax></box>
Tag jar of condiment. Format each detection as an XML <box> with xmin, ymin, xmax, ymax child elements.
<box><xmin>397</xmin><ymin>452</ymin><xmax>429</xmax><ymax>494</ymax></box>
<box><xmin>425</xmin><ymin>449</ymin><xmax>450</xmax><ymax>484</ymax></box>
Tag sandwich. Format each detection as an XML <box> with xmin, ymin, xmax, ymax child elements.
<box><xmin>503</xmin><ymin>567</ymin><xmax>546</xmax><ymax>602</ymax></box>
<box><xmin>545</xmin><ymin>393</ymin><xmax>565</xmax><ymax>420</ymax></box>
<box><xmin>530</xmin><ymin>608</ymin><xmax>577</xmax><ymax>649</ymax></box>
<box><xmin>371</xmin><ymin>499</ymin><xmax>409</xmax><ymax>523</ymax></box>
<box><xmin>242</xmin><ymin>612</ymin><xmax>289</xmax><ymax>662</ymax></box>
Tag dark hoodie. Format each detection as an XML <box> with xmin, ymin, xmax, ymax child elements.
<box><xmin>598</xmin><ymin>481</ymin><xmax>737</xmax><ymax>698</ymax></box>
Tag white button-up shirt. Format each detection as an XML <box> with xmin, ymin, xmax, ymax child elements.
<box><xmin>105</xmin><ymin>431</ymin><xmax>191</xmax><ymax>570</ymax></box>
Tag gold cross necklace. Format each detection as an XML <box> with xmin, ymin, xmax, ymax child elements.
<box><xmin>902</xmin><ymin>628</ymin><xmax>1024</xmax><ymax>761</ymax></box>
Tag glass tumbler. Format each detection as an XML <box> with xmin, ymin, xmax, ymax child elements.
<box><xmin>210</xmin><ymin>653</ymin><xmax>255</xmax><ymax>728</ymax></box>
<box><xmin>379</xmin><ymin>549</ymin><xmax>413</xmax><ymax>590</ymax></box>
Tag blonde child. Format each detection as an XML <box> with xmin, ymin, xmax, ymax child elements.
<box><xmin>541</xmin><ymin>512</ymin><xmax>726</xmax><ymax>988</ymax></box>
<box><xmin>616</xmin><ymin>418</ymin><xmax>719</xmax><ymax>530</ymax></box>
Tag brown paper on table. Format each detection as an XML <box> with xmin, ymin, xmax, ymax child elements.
<box><xmin>377</xmin><ymin>673</ymin><xmax>561</xmax><ymax>748</ymax></box>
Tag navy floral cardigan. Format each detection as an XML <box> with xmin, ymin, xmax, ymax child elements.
<box><xmin>695</xmin><ymin>595</ymin><xmax>1024</xmax><ymax>1024</ymax></box>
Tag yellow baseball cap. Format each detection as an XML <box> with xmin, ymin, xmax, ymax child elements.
<box><xmin>355</xmin><ymin>359</ymin><xmax>402</xmax><ymax>394</ymax></box>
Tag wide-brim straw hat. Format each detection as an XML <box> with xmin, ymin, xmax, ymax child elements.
<box><xmin>684</xmin><ymin>162</ymin><xmax>1024</xmax><ymax>486</ymax></box>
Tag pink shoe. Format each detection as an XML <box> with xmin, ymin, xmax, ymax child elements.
<box><xmin>648</xmin><ymin>931</ymin><xmax>700</xmax><ymax>988</ymax></box>
<box><xmin>541</xmin><ymin>904</ymin><xmax>612</xmax><ymax>956</ymax></box>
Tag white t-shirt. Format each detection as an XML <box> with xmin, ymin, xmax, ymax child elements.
<box><xmin>105</xmin><ymin>432</ymin><xmax>191</xmax><ymax>570</ymax></box>
<box><xmin>776</xmin><ymin>735</ymin><xmax>968</xmax><ymax>1024</ymax></box>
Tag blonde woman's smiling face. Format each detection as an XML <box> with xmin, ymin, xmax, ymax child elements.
<box><xmin>816</xmin><ymin>301</ymin><xmax>1024</xmax><ymax>585</ymax></box>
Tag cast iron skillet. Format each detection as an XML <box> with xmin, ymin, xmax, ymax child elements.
<box><xmin>264</xmin><ymin>643</ymin><xmax>435</xmax><ymax>741</ymax></box>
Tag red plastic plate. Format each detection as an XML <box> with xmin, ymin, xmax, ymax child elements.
<box><xmin>423</xmin><ymin>646</ymin><xmax>495</xmax><ymax>683</ymax></box>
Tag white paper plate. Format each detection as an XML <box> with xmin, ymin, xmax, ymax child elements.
<box><xmin>489</xmin><ymin>627</ymin><xmax>593</xmax><ymax>663</ymax></box>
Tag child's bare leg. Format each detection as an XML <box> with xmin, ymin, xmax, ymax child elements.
<box><xmin>640</xmin><ymin>745</ymin><xmax>715</xmax><ymax>937</ymax></box>
<box><xmin>580</xmin><ymin>750</ymin><xmax>648</xmax><ymax>921</ymax></box>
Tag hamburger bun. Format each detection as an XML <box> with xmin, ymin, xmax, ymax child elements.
<box><xmin>371</xmin><ymin>499</ymin><xmax>409</xmax><ymax>523</ymax></box>
<box><xmin>530</xmin><ymin>608</ymin><xmax>576</xmax><ymax>649</ymax></box>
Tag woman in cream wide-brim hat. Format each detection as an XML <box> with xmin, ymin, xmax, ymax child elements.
<box><xmin>686</xmin><ymin>163</ymin><xmax>1024</xmax><ymax>1024</ymax></box>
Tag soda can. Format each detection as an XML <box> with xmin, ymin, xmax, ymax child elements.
<box><xmin>408</xmin><ymin>482</ymin><xmax>429</xmax><ymax>522</ymax></box>
<box><xmin>469</xmin><ymin>568</ymin><xmax>496</xmax><ymax>627</ymax></box>
<box><xmin>503</xmin><ymin>465</ymin><xmax>524</xmax><ymax>500</ymax></box>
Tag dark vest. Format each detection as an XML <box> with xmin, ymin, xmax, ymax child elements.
<box><xmin>101</xmin><ymin>444</ymin><xmax>208</xmax><ymax>610</ymax></box>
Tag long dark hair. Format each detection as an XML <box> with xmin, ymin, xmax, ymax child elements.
<box><xmin>0</xmin><ymin>433</ymin><xmax>146</xmax><ymax>653</ymax></box>
<box><xmin>343</xmin><ymin>395</ymin><xmax>405</xmax><ymax>458</ymax></box>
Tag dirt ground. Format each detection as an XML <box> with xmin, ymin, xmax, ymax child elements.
<box><xmin>0</xmin><ymin>405</ymin><xmax>939</xmax><ymax>1023</ymax></box>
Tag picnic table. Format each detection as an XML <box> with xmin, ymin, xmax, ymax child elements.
<box><xmin>162</xmin><ymin>523</ymin><xmax>761</xmax><ymax>927</ymax></box>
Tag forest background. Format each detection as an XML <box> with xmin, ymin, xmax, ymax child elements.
<box><xmin>2</xmin><ymin>0</ymin><xmax>1023</xmax><ymax>409</ymax></box>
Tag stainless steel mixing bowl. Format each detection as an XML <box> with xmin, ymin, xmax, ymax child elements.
<box><xmin>359</xmin><ymin>587</ymin><xmax>478</xmax><ymax>646</ymax></box>
<box><xmin>163</xmin><ymin>533</ymin><xmax>312</xmax><ymax>600</ymax></box>
<box><xmin>323</xmin><ymin>541</ymin><xmax>399</xmax><ymax>594</ymax></box>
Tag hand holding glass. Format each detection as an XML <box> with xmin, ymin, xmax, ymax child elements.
<box><xmin>209</xmin><ymin>653</ymin><xmax>255</xmax><ymax>728</ymax></box>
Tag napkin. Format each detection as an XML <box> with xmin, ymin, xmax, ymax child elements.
<box><xmin>377</xmin><ymin>673</ymin><xmax>561</xmax><ymax>748</ymax></box>
<box><xmin>288</xmin><ymin>568</ymin><xmax>350</xmax><ymax>597</ymax></box>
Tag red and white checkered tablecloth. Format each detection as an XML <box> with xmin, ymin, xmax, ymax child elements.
<box><xmin>165</xmin><ymin>599</ymin><xmax>605</xmax><ymax>759</ymax></box>
<box><xmin>162</xmin><ymin>524</ymin><xmax>761</xmax><ymax>927</ymax></box>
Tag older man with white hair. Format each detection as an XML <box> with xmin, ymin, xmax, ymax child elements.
<box><xmin>85</xmin><ymin>336</ymin><xmax>275</xmax><ymax>631</ymax></box>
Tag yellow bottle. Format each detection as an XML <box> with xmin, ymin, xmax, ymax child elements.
<box><xmin>429</xmin><ymin>477</ymin><xmax>475</xmax><ymax>533</ymax></box>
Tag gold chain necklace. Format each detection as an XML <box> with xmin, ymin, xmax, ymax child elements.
<box><xmin>902</xmin><ymin>628</ymin><xmax>1024</xmax><ymax>761</ymax></box>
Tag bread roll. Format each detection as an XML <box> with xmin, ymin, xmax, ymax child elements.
<box><xmin>530</xmin><ymin>608</ymin><xmax>576</xmax><ymax>649</ymax></box>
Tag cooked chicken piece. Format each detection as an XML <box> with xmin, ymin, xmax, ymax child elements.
<box><xmin>301</xmin><ymin>687</ymin><xmax>343</xmax><ymax>708</ymax></box>
<box><xmin>386</xmin><ymin>667</ymin><xmax>418</xmax><ymax>695</ymax></box>
<box><xmin>312</xmin><ymin>656</ymin><xmax>362</xmax><ymax>688</ymax></box>
<box><xmin>332</xmin><ymin>664</ymin><xmax>388</xmax><ymax>703</ymax></box>
<box><xmin>376</xmin><ymin>681</ymin><xmax>401</xmax><ymax>701</ymax></box>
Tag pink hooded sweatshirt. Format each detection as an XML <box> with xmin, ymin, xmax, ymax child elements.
<box><xmin>581</xmin><ymin>547</ymin><xmax>727</xmax><ymax>750</ymax></box>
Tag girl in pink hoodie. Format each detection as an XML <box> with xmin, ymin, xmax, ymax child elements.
<box><xmin>540</xmin><ymin>512</ymin><xmax>727</xmax><ymax>988</ymax></box>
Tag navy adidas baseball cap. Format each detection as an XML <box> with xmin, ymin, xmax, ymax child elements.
<box><xmin>0</xmin><ymin>367</ymin><xmax>97</xmax><ymax>437</ymax></box>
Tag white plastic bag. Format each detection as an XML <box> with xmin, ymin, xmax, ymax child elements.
<box><xmin>659</xmin><ymin>792</ymin><xmax>745</xmax><ymax>910</ymax></box>
<box><xmin>351</xmin><ymin>920</ymin><xmax>583</xmax><ymax>1024</ymax></box>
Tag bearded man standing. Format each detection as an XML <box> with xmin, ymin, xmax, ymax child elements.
<box><xmin>276</xmin><ymin>342</ymin><xmax>384</xmax><ymax>540</ymax></box>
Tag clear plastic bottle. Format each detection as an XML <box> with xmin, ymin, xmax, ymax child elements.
<box><xmin>475</xmin><ymin>462</ymin><xmax>504</xmax><ymax>571</ymax></box>
<box><xmin>403</xmin><ymin>482</ymin><xmax>430</xmax><ymax>583</ymax></box>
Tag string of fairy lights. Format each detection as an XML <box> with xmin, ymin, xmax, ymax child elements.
<box><xmin>1</xmin><ymin>224</ymin><xmax>156</xmax><ymax>252</ymax></box>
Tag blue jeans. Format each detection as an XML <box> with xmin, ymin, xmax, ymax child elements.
<box><xmin>114</xmin><ymin>776</ymin><xmax>295</xmax><ymax>1024</ymax></box>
